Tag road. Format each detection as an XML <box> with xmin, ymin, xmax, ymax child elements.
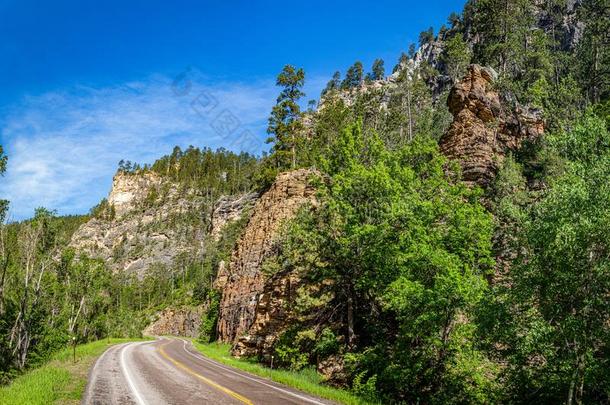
<box><xmin>82</xmin><ymin>337</ymin><xmax>333</xmax><ymax>405</ymax></box>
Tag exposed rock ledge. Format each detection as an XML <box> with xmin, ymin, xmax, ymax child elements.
<box><xmin>439</xmin><ymin>64</ymin><xmax>544</xmax><ymax>187</ymax></box>
<box><xmin>143</xmin><ymin>306</ymin><xmax>205</xmax><ymax>337</ymax></box>
<box><xmin>216</xmin><ymin>169</ymin><xmax>319</xmax><ymax>344</ymax></box>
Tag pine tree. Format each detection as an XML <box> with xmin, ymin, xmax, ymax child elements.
<box><xmin>408</xmin><ymin>43</ymin><xmax>417</xmax><ymax>59</ymax></box>
<box><xmin>267</xmin><ymin>65</ymin><xmax>306</xmax><ymax>169</ymax></box>
<box><xmin>393</xmin><ymin>52</ymin><xmax>409</xmax><ymax>73</ymax></box>
<box><xmin>322</xmin><ymin>71</ymin><xmax>341</xmax><ymax>96</ymax></box>
<box><xmin>441</xmin><ymin>34</ymin><xmax>472</xmax><ymax>81</ymax></box>
<box><xmin>341</xmin><ymin>61</ymin><xmax>363</xmax><ymax>89</ymax></box>
<box><xmin>466</xmin><ymin>0</ymin><xmax>534</xmax><ymax>77</ymax></box>
<box><xmin>577</xmin><ymin>0</ymin><xmax>610</xmax><ymax>103</ymax></box>
<box><xmin>418</xmin><ymin>27</ymin><xmax>434</xmax><ymax>47</ymax></box>
<box><xmin>447</xmin><ymin>11</ymin><xmax>461</xmax><ymax>27</ymax></box>
<box><xmin>368</xmin><ymin>58</ymin><xmax>385</xmax><ymax>81</ymax></box>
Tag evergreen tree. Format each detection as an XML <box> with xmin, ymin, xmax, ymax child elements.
<box><xmin>408</xmin><ymin>43</ymin><xmax>417</xmax><ymax>59</ymax></box>
<box><xmin>447</xmin><ymin>11</ymin><xmax>461</xmax><ymax>27</ymax></box>
<box><xmin>366</xmin><ymin>58</ymin><xmax>385</xmax><ymax>82</ymax></box>
<box><xmin>267</xmin><ymin>65</ymin><xmax>306</xmax><ymax>170</ymax></box>
<box><xmin>577</xmin><ymin>0</ymin><xmax>610</xmax><ymax>103</ymax></box>
<box><xmin>322</xmin><ymin>71</ymin><xmax>341</xmax><ymax>96</ymax></box>
<box><xmin>0</xmin><ymin>145</ymin><xmax>6</xmax><ymax>220</ymax></box>
<box><xmin>418</xmin><ymin>27</ymin><xmax>434</xmax><ymax>47</ymax></box>
<box><xmin>393</xmin><ymin>52</ymin><xmax>408</xmax><ymax>73</ymax></box>
<box><xmin>441</xmin><ymin>34</ymin><xmax>472</xmax><ymax>81</ymax></box>
<box><xmin>341</xmin><ymin>61</ymin><xmax>363</xmax><ymax>89</ymax></box>
<box><xmin>466</xmin><ymin>0</ymin><xmax>534</xmax><ymax>77</ymax></box>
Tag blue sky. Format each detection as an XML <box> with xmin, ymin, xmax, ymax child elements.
<box><xmin>0</xmin><ymin>0</ymin><xmax>465</xmax><ymax>220</ymax></box>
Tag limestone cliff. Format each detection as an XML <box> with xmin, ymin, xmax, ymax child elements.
<box><xmin>216</xmin><ymin>169</ymin><xmax>319</xmax><ymax>344</ymax></box>
<box><xmin>70</xmin><ymin>171</ymin><xmax>255</xmax><ymax>276</ymax></box>
<box><xmin>439</xmin><ymin>65</ymin><xmax>544</xmax><ymax>187</ymax></box>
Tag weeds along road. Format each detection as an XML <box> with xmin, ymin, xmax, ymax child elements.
<box><xmin>82</xmin><ymin>337</ymin><xmax>332</xmax><ymax>405</ymax></box>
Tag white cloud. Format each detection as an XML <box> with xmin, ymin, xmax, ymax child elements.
<box><xmin>0</xmin><ymin>73</ymin><xmax>297</xmax><ymax>220</ymax></box>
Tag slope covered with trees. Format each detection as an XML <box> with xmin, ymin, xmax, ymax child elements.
<box><xmin>235</xmin><ymin>0</ymin><xmax>610</xmax><ymax>402</ymax></box>
<box><xmin>1</xmin><ymin>0</ymin><xmax>609</xmax><ymax>402</ymax></box>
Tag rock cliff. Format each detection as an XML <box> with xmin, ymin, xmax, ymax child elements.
<box><xmin>231</xmin><ymin>269</ymin><xmax>301</xmax><ymax>358</ymax></box>
<box><xmin>216</xmin><ymin>169</ymin><xmax>319</xmax><ymax>344</ymax></box>
<box><xmin>439</xmin><ymin>65</ymin><xmax>544</xmax><ymax>187</ymax></box>
<box><xmin>143</xmin><ymin>307</ymin><xmax>205</xmax><ymax>338</ymax></box>
<box><xmin>70</xmin><ymin>171</ymin><xmax>254</xmax><ymax>276</ymax></box>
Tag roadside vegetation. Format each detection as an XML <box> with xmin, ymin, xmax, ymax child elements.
<box><xmin>192</xmin><ymin>341</ymin><xmax>370</xmax><ymax>405</ymax></box>
<box><xmin>0</xmin><ymin>338</ymin><xmax>146</xmax><ymax>405</ymax></box>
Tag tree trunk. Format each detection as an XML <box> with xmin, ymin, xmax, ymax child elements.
<box><xmin>346</xmin><ymin>281</ymin><xmax>356</xmax><ymax>350</ymax></box>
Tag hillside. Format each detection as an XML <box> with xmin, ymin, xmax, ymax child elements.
<box><xmin>0</xmin><ymin>0</ymin><xmax>609</xmax><ymax>403</ymax></box>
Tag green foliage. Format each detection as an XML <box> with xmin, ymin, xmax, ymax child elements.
<box><xmin>442</xmin><ymin>34</ymin><xmax>472</xmax><ymax>81</ymax></box>
<box><xmin>3</xmin><ymin>1</ymin><xmax>609</xmax><ymax>401</ymax></box>
<box><xmin>267</xmin><ymin>65</ymin><xmax>306</xmax><ymax>171</ymax></box>
<box><xmin>351</xmin><ymin>372</ymin><xmax>379</xmax><ymax>403</ymax></box>
<box><xmin>322</xmin><ymin>71</ymin><xmax>341</xmax><ymax>97</ymax></box>
<box><xmin>275</xmin><ymin>328</ymin><xmax>311</xmax><ymax>371</ymax></box>
<box><xmin>0</xmin><ymin>338</ymin><xmax>147</xmax><ymax>404</ymax></box>
<box><xmin>274</xmin><ymin>123</ymin><xmax>495</xmax><ymax>402</ymax></box>
<box><xmin>90</xmin><ymin>198</ymin><xmax>116</xmax><ymax>220</ymax></box>
<box><xmin>150</xmin><ymin>145</ymin><xmax>259</xmax><ymax>197</ymax></box>
<box><xmin>481</xmin><ymin>113</ymin><xmax>610</xmax><ymax>403</ymax></box>
<box><xmin>198</xmin><ymin>291</ymin><xmax>219</xmax><ymax>343</ymax></box>
<box><xmin>392</xmin><ymin>52</ymin><xmax>408</xmax><ymax>73</ymax></box>
<box><xmin>365</xmin><ymin>59</ymin><xmax>385</xmax><ymax>82</ymax></box>
<box><xmin>0</xmin><ymin>143</ymin><xmax>6</xmax><ymax>222</ymax></box>
<box><xmin>546</xmin><ymin>110</ymin><xmax>610</xmax><ymax>165</ymax></box>
<box><xmin>418</xmin><ymin>27</ymin><xmax>434</xmax><ymax>47</ymax></box>
<box><xmin>341</xmin><ymin>62</ymin><xmax>364</xmax><ymax>90</ymax></box>
<box><xmin>577</xmin><ymin>0</ymin><xmax>610</xmax><ymax>103</ymax></box>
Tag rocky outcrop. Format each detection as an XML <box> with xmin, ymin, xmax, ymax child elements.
<box><xmin>70</xmin><ymin>171</ymin><xmax>252</xmax><ymax>276</ymax></box>
<box><xmin>317</xmin><ymin>355</ymin><xmax>347</xmax><ymax>386</ymax></box>
<box><xmin>231</xmin><ymin>269</ymin><xmax>301</xmax><ymax>358</ymax></box>
<box><xmin>216</xmin><ymin>169</ymin><xmax>319</xmax><ymax>344</ymax></box>
<box><xmin>439</xmin><ymin>65</ymin><xmax>544</xmax><ymax>187</ymax></box>
<box><xmin>143</xmin><ymin>306</ymin><xmax>205</xmax><ymax>337</ymax></box>
<box><xmin>70</xmin><ymin>172</ymin><xmax>206</xmax><ymax>276</ymax></box>
<box><xmin>210</xmin><ymin>193</ymin><xmax>258</xmax><ymax>241</ymax></box>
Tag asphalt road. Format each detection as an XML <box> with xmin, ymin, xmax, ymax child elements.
<box><xmin>82</xmin><ymin>337</ymin><xmax>333</xmax><ymax>405</ymax></box>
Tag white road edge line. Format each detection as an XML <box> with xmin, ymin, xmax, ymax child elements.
<box><xmin>83</xmin><ymin>343</ymin><xmax>125</xmax><ymax>404</ymax></box>
<box><xmin>120</xmin><ymin>342</ymin><xmax>148</xmax><ymax>405</ymax></box>
<box><xmin>178</xmin><ymin>339</ymin><xmax>327</xmax><ymax>405</ymax></box>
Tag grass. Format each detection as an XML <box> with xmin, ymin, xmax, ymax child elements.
<box><xmin>0</xmin><ymin>338</ymin><xmax>147</xmax><ymax>405</ymax></box>
<box><xmin>191</xmin><ymin>340</ymin><xmax>368</xmax><ymax>405</ymax></box>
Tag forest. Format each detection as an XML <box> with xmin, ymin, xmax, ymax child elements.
<box><xmin>1</xmin><ymin>0</ymin><xmax>609</xmax><ymax>403</ymax></box>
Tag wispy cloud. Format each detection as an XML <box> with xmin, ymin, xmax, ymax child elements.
<box><xmin>0</xmin><ymin>72</ymin><xmax>327</xmax><ymax>221</ymax></box>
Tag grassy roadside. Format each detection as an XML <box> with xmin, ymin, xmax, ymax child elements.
<box><xmin>191</xmin><ymin>340</ymin><xmax>368</xmax><ymax>405</ymax></box>
<box><xmin>0</xmin><ymin>338</ymin><xmax>147</xmax><ymax>405</ymax></box>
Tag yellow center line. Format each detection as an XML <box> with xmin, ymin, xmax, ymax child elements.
<box><xmin>157</xmin><ymin>342</ymin><xmax>253</xmax><ymax>405</ymax></box>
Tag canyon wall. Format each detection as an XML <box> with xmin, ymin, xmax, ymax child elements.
<box><xmin>216</xmin><ymin>169</ymin><xmax>319</xmax><ymax>344</ymax></box>
<box><xmin>70</xmin><ymin>171</ymin><xmax>255</xmax><ymax>277</ymax></box>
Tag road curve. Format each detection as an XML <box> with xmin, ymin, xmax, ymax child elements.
<box><xmin>82</xmin><ymin>337</ymin><xmax>333</xmax><ymax>405</ymax></box>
